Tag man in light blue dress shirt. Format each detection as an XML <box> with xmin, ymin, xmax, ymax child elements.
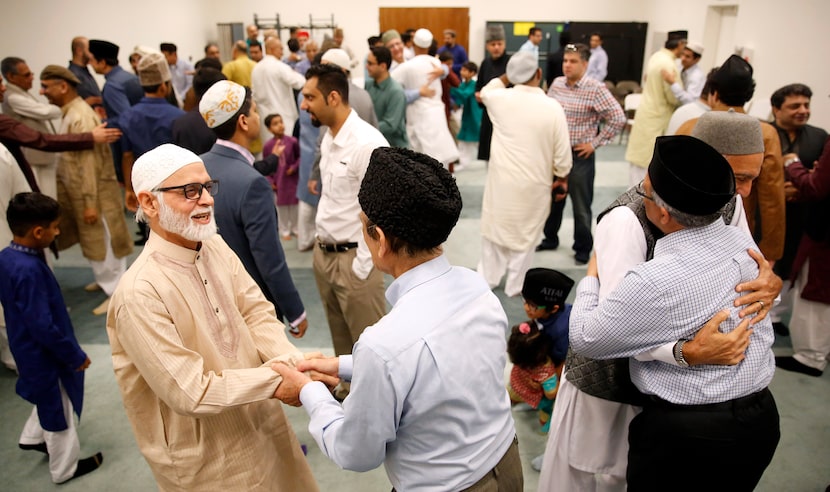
<box><xmin>585</xmin><ymin>32</ymin><xmax>608</xmax><ymax>81</ymax></box>
<box><xmin>519</xmin><ymin>27</ymin><xmax>543</xmax><ymax>60</ymax></box>
<box><xmin>570</xmin><ymin>135</ymin><xmax>780</xmax><ymax>491</ymax></box>
<box><xmin>274</xmin><ymin>147</ymin><xmax>522</xmax><ymax>492</ymax></box>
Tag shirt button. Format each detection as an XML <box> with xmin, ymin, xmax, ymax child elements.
<box><xmin>204</xmin><ymin>279</ymin><xmax>208</xmax><ymax>285</ymax></box>
<box><xmin>215</xmin><ymin>307</ymin><xmax>219</xmax><ymax>313</ymax></box>
<box><xmin>196</xmin><ymin>255</ymin><xmax>200</xmax><ymax>260</ymax></box>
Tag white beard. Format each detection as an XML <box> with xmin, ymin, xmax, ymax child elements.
<box><xmin>158</xmin><ymin>195</ymin><xmax>217</xmax><ymax>243</ymax></box>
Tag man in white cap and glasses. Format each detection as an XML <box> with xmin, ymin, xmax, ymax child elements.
<box><xmin>106</xmin><ymin>143</ymin><xmax>319</xmax><ymax>491</ymax></box>
<box><xmin>198</xmin><ymin>80</ymin><xmax>308</xmax><ymax>336</ymax></box>
<box><xmin>478</xmin><ymin>50</ymin><xmax>572</xmax><ymax>297</ymax></box>
<box><xmin>120</xmin><ymin>52</ymin><xmax>185</xmax><ymax>244</ymax></box>
<box><xmin>661</xmin><ymin>41</ymin><xmax>705</xmax><ymax>104</ymax></box>
<box><xmin>391</xmin><ymin>28</ymin><xmax>459</xmax><ymax>169</ymax></box>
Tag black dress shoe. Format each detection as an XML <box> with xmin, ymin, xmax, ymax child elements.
<box><xmin>134</xmin><ymin>237</ymin><xmax>147</xmax><ymax>246</ymax></box>
<box><xmin>19</xmin><ymin>442</ymin><xmax>48</xmax><ymax>454</ymax></box>
<box><xmin>575</xmin><ymin>253</ymin><xmax>590</xmax><ymax>265</ymax></box>
<box><xmin>59</xmin><ymin>452</ymin><xmax>103</xmax><ymax>483</ymax></box>
<box><xmin>536</xmin><ymin>241</ymin><xmax>559</xmax><ymax>252</ymax></box>
<box><xmin>772</xmin><ymin>322</ymin><xmax>790</xmax><ymax>336</ymax></box>
<box><xmin>775</xmin><ymin>356</ymin><xmax>823</xmax><ymax>377</ymax></box>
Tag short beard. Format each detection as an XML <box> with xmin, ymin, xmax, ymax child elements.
<box><xmin>157</xmin><ymin>193</ymin><xmax>217</xmax><ymax>243</ymax></box>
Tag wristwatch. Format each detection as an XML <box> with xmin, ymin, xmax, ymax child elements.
<box><xmin>673</xmin><ymin>340</ymin><xmax>690</xmax><ymax>367</ymax></box>
<box><xmin>784</xmin><ymin>156</ymin><xmax>801</xmax><ymax>168</ymax></box>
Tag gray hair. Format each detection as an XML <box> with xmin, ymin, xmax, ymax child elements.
<box><xmin>652</xmin><ymin>189</ymin><xmax>723</xmax><ymax>228</ymax></box>
<box><xmin>134</xmin><ymin>191</ymin><xmax>163</xmax><ymax>224</ymax></box>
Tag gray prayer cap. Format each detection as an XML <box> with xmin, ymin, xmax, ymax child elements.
<box><xmin>506</xmin><ymin>51</ymin><xmax>538</xmax><ymax>85</ymax></box>
<box><xmin>486</xmin><ymin>25</ymin><xmax>505</xmax><ymax>42</ymax></box>
<box><xmin>691</xmin><ymin>109</ymin><xmax>764</xmax><ymax>155</ymax></box>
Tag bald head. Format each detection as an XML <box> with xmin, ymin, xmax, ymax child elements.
<box><xmin>265</xmin><ymin>38</ymin><xmax>283</xmax><ymax>58</ymax></box>
<box><xmin>71</xmin><ymin>36</ymin><xmax>91</xmax><ymax>64</ymax></box>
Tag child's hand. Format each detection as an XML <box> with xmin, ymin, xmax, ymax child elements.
<box><xmin>287</xmin><ymin>168</ymin><xmax>296</xmax><ymax>176</ymax></box>
<box><xmin>77</xmin><ymin>357</ymin><xmax>91</xmax><ymax>372</ymax></box>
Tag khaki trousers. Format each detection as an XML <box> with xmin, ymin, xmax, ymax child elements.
<box><xmin>312</xmin><ymin>246</ymin><xmax>385</xmax><ymax>356</ymax></box>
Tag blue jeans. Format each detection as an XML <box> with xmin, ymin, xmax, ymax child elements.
<box><xmin>541</xmin><ymin>151</ymin><xmax>595</xmax><ymax>260</ymax></box>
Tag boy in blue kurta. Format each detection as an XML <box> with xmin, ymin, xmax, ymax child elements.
<box><xmin>0</xmin><ymin>192</ymin><xmax>102</xmax><ymax>483</ymax></box>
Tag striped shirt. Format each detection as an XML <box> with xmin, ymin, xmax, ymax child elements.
<box><xmin>569</xmin><ymin>219</ymin><xmax>775</xmax><ymax>405</ymax></box>
<box><xmin>547</xmin><ymin>75</ymin><xmax>625</xmax><ymax>149</ymax></box>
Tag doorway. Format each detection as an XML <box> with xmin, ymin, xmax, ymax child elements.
<box><xmin>379</xmin><ymin>8</ymin><xmax>470</xmax><ymax>55</ymax></box>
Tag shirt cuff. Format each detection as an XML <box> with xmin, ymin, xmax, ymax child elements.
<box><xmin>338</xmin><ymin>355</ymin><xmax>353</xmax><ymax>382</ymax></box>
<box><xmin>289</xmin><ymin>311</ymin><xmax>307</xmax><ymax>329</ymax></box>
<box><xmin>300</xmin><ymin>380</ymin><xmax>336</xmax><ymax>409</ymax></box>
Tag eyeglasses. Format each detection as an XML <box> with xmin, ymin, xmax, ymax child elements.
<box><xmin>523</xmin><ymin>299</ymin><xmax>547</xmax><ymax>311</ymax></box>
<box><xmin>154</xmin><ymin>180</ymin><xmax>219</xmax><ymax>200</ymax></box>
<box><xmin>565</xmin><ymin>44</ymin><xmax>578</xmax><ymax>52</ymax></box>
<box><xmin>634</xmin><ymin>180</ymin><xmax>654</xmax><ymax>201</ymax></box>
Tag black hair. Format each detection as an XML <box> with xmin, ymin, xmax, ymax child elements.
<box><xmin>401</xmin><ymin>32</ymin><xmax>412</xmax><ymax>44</ymax></box>
<box><xmin>204</xmin><ymin>43</ymin><xmax>219</xmax><ymax>54</ymax></box>
<box><xmin>264</xmin><ymin>113</ymin><xmax>281</xmax><ymax>127</ymax></box>
<box><xmin>529</xmin><ymin>27</ymin><xmax>542</xmax><ymax>37</ymax></box>
<box><xmin>249</xmin><ymin>40</ymin><xmax>262</xmax><ymax>50</ymax></box>
<box><xmin>194</xmin><ymin>57</ymin><xmax>223</xmax><ymax>71</ymax></box>
<box><xmin>287</xmin><ymin>38</ymin><xmax>300</xmax><ymax>53</ymax></box>
<box><xmin>438</xmin><ymin>51</ymin><xmax>453</xmax><ymax>63</ymax></box>
<box><xmin>367</xmin><ymin>35</ymin><xmax>381</xmax><ymax>48</ymax></box>
<box><xmin>7</xmin><ymin>192</ymin><xmax>60</xmax><ymax>237</ymax></box>
<box><xmin>590</xmin><ymin>31</ymin><xmax>602</xmax><ymax>41</ymax></box>
<box><xmin>211</xmin><ymin>86</ymin><xmax>253</xmax><ymax>140</ymax></box>
<box><xmin>1</xmin><ymin>56</ymin><xmax>24</xmax><ymax>78</ymax></box>
<box><xmin>507</xmin><ymin>322</ymin><xmax>553</xmax><ymax>369</ymax></box>
<box><xmin>159</xmin><ymin>43</ymin><xmax>177</xmax><ymax>53</ymax></box>
<box><xmin>665</xmin><ymin>39</ymin><xmax>684</xmax><ymax>50</ymax></box>
<box><xmin>305</xmin><ymin>63</ymin><xmax>349</xmax><ymax>104</ymax></box>
<box><xmin>192</xmin><ymin>67</ymin><xmax>226</xmax><ymax>100</ymax></box>
<box><xmin>461</xmin><ymin>61</ymin><xmax>478</xmax><ymax>74</ymax></box>
<box><xmin>770</xmin><ymin>83</ymin><xmax>813</xmax><ymax>109</ymax></box>
<box><xmin>370</xmin><ymin>46</ymin><xmax>392</xmax><ymax>69</ymax></box>
<box><xmin>141</xmin><ymin>83</ymin><xmax>162</xmax><ymax>93</ymax></box>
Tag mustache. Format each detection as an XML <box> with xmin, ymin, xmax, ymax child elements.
<box><xmin>190</xmin><ymin>207</ymin><xmax>213</xmax><ymax>217</ymax></box>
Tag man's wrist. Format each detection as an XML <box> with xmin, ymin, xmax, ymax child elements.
<box><xmin>673</xmin><ymin>339</ymin><xmax>690</xmax><ymax>367</ymax></box>
<box><xmin>784</xmin><ymin>156</ymin><xmax>800</xmax><ymax>168</ymax></box>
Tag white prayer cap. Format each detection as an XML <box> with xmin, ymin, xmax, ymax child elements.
<box><xmin>132</xmin><ymin>45</ymin><xmax>159</xmax><ymax>57</ymax></box>
<box><xmin>137</xmin><ymin>52</ymin><xmax>171</xmax><ymax>85</ymax></box>
<box><xmin>321</xmin><ymin>49</ymin><xmax>350</xmax><ymax>72</ymax></box>
<box><xmin>132</xmin><ymin>144</ymin><xmax>203</xmax><ymax>193</ymax></box>
<box><xmin>199</xmin><ymin>80</ymin><xmax>246</xmax><ymax>128</ymax></box>
<box><xmin>506</xmin><ymin>51</ymin><xmax>538</xmax><ymax>85</ymax></box>
<box><xmin>413</xmin><ymin>28</ymin><xmax>433</xmax><ymax>49</ymax></box>
<box><xmin>686</xmin><ymin>41</ymin><xmax>704</xmax><ymax>56</ymax></box>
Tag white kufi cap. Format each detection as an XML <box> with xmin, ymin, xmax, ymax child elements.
<box><xmin>506</xmin><ymin>51</ymin><xmax>538</xmax><ymax>85</ymax></box>
<box><xmin>132</xmin><ymin>144</ymin><xmax>203</xmax><ymax>193</ymax></box>
<box><xmin>199</xmin><ymin>80</ymin><xmax>246</xmax><ymax>128</ymax></box>
<box><xmin>321</xmin><ymin>48</ymin><xmax>350</xmax><ymax>71</ymax></box>
<box><xmin>413</xmin><ymin>28</ymin><xmax>433</xmax><ymax>48</ymax></box>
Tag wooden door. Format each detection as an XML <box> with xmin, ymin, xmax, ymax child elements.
<box><xmin>379</xmin><ymin>8</ymin><xmax>469</xmax><ymax>54</ymax></box>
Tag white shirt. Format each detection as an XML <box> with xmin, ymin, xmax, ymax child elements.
<box><xmin>665</xmin><ymin>100</ymin><xmax>710</xmax><ymax>136</ymax></box>
<box><xmin>251</xmin><ymin>54</ymin><xmax>307</xmax><ymax>134</ymax></box>
<box><xmin>519</xmin><ymin>39</ymin><xmax>540</xmax><ymax>59</ymax></box>
<box><xmin>316</xmin><ymin>109</ymin><xmax>388</xmax><ymax>279</ymax></box>
<box><xmin>479</xmin><ymin>78</ymin><xmax>572</xmax><ymax>251</ymax></box>
<box><xmin>169</xmin><ymin>57</ymin><xmax>195</xmax><ymax>103</ymax></box>
<box><xmin>670</xmin><ymin>62</ymin><xmax>706</xmax><ymax>105</ymax></box>
<box><xmin>0</xmin><ymin>143</ymin><xmax>32</xmax><ymax>246</ymax></box>
<box><xmin>299</xmin><ymin>255</ymin><xmax>516</xmax><ymax>491</ymax></box>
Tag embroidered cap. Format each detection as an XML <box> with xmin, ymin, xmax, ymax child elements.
<box><xmin>522</xmin><ymin>268</ymin><xmax>574</xmax><ymax>308</ymax></box>
<box><xmin>137</xmin><ymin>52</ymin><xmax>171</xmax><ymax>86</ymax></box>
<box><xmin>132</xmin><ymin>144</ymin><xmax>204</xmax><ymax>193</ymax></box>
<box><xmin>199</xmin><ymin>80</ymin><xmax>246</xmax><ymax>128</ymax></box>
<box><xmin>506</xmin><ymin>51</ymin><xmax>538</xmax><ymax>85</ymax></box>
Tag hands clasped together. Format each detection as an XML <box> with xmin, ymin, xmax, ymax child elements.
<box><xmin>272</xmin><ymin>352</ymin><xmax>341</xmax><ymax>407</ymax></box>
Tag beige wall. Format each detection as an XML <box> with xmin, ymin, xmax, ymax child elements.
<box><xmin>2</xmin><ymin>0</ymin><xmax>828</xmax><ymax>129</ymax></box>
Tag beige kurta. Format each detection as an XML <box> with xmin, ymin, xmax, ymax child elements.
<box><xmin>480</xmin><ymin>79</ymin><xmax>572</xmax><ymax>251</ymax></box>
<box><xmin>55</xmin><ymin>96</ymin><xmax>132</xmax><ymax>261</ymax></box>
<box><xmin>625</xmin><ymin>48</ymin><xmax>681</xmax><ymax>168</ymax></box>
<box><xmin>107</xmin><ymin>233</ymin><xmax>318</xmax><ymax>491</ymax></box>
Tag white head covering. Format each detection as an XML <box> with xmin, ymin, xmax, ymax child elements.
<box><xmin>506</xmin><ymin>51</ymin><xmax>538</xmax><ymax>85</ymax></box>
<box><xmin>199</xmin><ymin>80</ymin><xmax>246</xmax><ymax>128</ymax></box>
<box><xmin>321</xmin><ymin>48</ymin><xmax>350</xmax><ymax>72</ymax></box>
<box><xmin>137</xmin><ymin>52</ymin><xmax>171</xmax><ymax>85</ymax></box>
<box><xmin>132</xmin><ymin>144</ymin><xmax>203</xmax><ymax>193</ymax></box>
<box><xmin>686</xmin><ymin>41</ymin><xmax>704</xmax><ymax>56</ymax></box>
<box><xmin>132</xmin><ymin>45</ymin><xmax>159</xmax><ymax>58</ymax></box>
<box><xmin>413</xmin><ymin>28</ymin><xmax>433</xmax><ymax>49</ymax></box>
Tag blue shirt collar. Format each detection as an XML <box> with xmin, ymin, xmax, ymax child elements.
<box><xmin>386</xmin><ymin>255</ymin><xmax>452</xmax><ymax>306</ymax></box>
<box><xmin>9</xmin><ymin>241</ymin><xmax>41</xmax><ymax>256</ymax></box>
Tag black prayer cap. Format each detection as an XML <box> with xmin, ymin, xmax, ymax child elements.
<box><xmin>358</xmin><ymin>147</ymin><xmax>462</xmax><ymax>250</ymax></box>
<box><xmin>88</xmin><ymin>40</ymin><xmax>119</xmax><ymax>60</ymax></box>
<box><xmin>648</xmin><ymin>135</ymin><xmax>735</xmax><ymax>216</ymax></box>
<box><xmin>667</xmin><ymin>30</ymin><xmax>688</xmax><ymax>41</ymax></box>
<box><xmin>710</xmin><ymin>54</ymin><xmax>754</xmax><ymax>95</ymax></box>
<box><xmin>522</xmin><ymin>268</ymin><xmax>575</xmax><ymax>308</ymax></box>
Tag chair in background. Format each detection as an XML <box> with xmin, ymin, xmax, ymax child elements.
<box><xmin>604</xmin><ymin>80</ymin><xmax>616</xmax><ymax>94</ymax></box>
<box><xmin>614</xmin><ymin>80</ymin><xmax>641</xmax><ymax>106</ymax></box>
<box><xmin>618</xmin><ymin>93</ymin><xmax>642</xmax><ymax>145</ymax></box>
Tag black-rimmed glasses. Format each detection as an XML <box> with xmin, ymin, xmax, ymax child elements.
<box><xmin>154</xmin><ymin>180</ymin><xmax>219</xmax><ymax>200</ymax></box>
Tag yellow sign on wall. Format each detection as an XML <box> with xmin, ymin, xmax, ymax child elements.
<box><xmin>513</xmin><ymin>22</ymin><xmax>535</xmax><ymax>36</ymax></box>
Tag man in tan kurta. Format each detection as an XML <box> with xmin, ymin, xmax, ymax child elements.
<box><xmin>107</xmin><ymin>143</ymin><xmax>318</xmax><ymax>491</ymax></box>
<box><xmin>624</xmin><ymin>31</ymin><xmax>686</xmax><ymax>186</ymax></box>
<box><xmin>39</xmin><ymin>66</ymin><xmax>132</xmax><ymax>313</ymax></box>
<box><xmin>478</xmin><ymin>52</ymin><xmax>572</xmax><ymax>296</ymax></box>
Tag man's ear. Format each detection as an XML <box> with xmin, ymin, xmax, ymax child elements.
<box><xmin>30</xmin><ymin>225</ymin><xmax>46</xmax><ymax>241</ymax></box>
<box><xmin>328</xmin><ymin>89</ymin><xmax>342</xmax><ymax>107</ymax></box>
<box><xmin>137</xmin><ymin>191</ymin><xmax>160</xmax><ymax>219</ymax></box>
<box><xmin>374</xmin><ymin>224</ymin><xmax>389</xmax><ymax>257</ymax></box>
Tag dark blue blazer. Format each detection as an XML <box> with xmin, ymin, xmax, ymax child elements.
<box><xmin>200</xmin><ymin>143</ymin><xmax>304</xmax><ymax>322</ymax></box>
